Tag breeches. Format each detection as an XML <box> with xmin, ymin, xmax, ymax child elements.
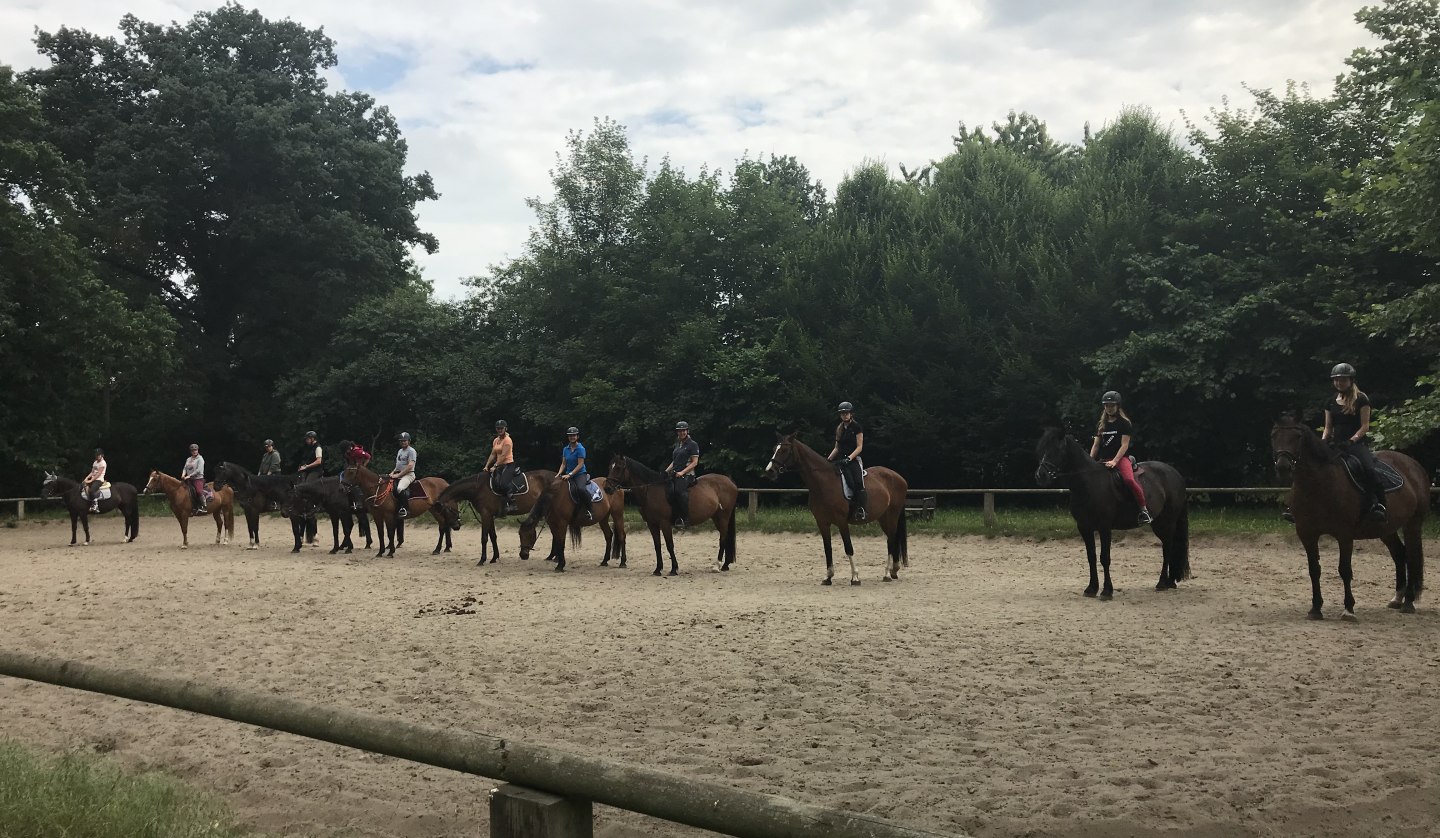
<box><xmin>1115</xmin><ymin>458</ymin><xmax>1146</xmax><ymax>507</ymax></box>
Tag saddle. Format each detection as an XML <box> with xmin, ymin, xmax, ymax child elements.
<box><xmin>568</xmin><ymin>479</ymin><xmax>604</xmax><ymax>505</ymax></box>
<box><xmin>835</xmin><ymin>460</ymin><xmax>867</xmax><ymax>501</ymax></box>
<box><xmin>1340</xmin><ymin>454</ymin><xmax>1404</xmax><ymax>494</ymax></box>
<box><xmin>87</xmin><ymin>482</ymin><xmax>112</xmax><ymax>501</ymax></box>
<box><xmin>490</xmin><ymin>469</ymin><xmax>529</xmax><ymax>496</ymax></box>
<box><xmin>1109</xmin><ymin>457</ymin><xmax>1145</xmax><ymax>491</ymax></box>
<box><xmin>375</xmin><ymin>478</ymin><xmax>428</xmax><ymax>505</ymax></box>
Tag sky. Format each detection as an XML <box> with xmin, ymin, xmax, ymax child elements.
<box><xmin>1</xmin><ymin>1</ymin><xmax>1372</xmax><ymax>299</ymax></box>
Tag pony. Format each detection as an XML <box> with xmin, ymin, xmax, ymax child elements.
<box><xmin>762</xmin><ymin>433</ymin><xmax>908</xmax><ymax>585</ymax></box>
<box><xmin>1271</xmin><ymin>412</ymin><xmax>1429</xmax><ymax>619</ymax></box>
<box><xmin>517</xmin><ymin>476</ymin><xmax>626</xmax><ymax>572</ymax></box>
<box><xmin>432</xmin><ymin>471</ymin><xmax>550</xmax><ymax>566</ymax></box>
<box><xmin>40</xmin><ymin>472</ymin><xmax>140</xmax><ymax>545</ymax></box>
<box><xmin>1034</xmin><ymin>427</ymin><xmax>1190</xmax><ymax>598</ymax></box>
<box><xmin>606</xmin><ymin>455</ymin><xmax>738</xmax><ymax>576</ymax></box>
<box><xmin>214</xmin><ymin>462</ymin><xmax>302</xmax><ymax>551</ymax></box>
<box><xmin>143</xmin><ymin>470</ymin><xmax>235</xmax><ymax>548</ymax></box>
<box><xmin>344</xmin><ymin>465</ymin><xmax>451</xmax><ymax>558</ymax></box>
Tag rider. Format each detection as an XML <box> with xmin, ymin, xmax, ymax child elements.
<box><xmin>826</xmin><ymin>402</ymin><xmax>867</xmax><ymax>521</ymax></box>
<box><xmin>1322</xmin><ymin>362</ymin><xmax>1387</xmax><ymax>522</ymax></box>
<box><xmin>183</xmin><ymin>443</ymin><xmax>207</xmax><ymax>513</ymax></box>
<box><xmin>557</xmin><ymin>427</ymin><xmax>592</xmax><ymax>523</ymax></box>
<box><xmin>1089</xmin><ymin>391</ymin><xmax>1152</xmax><ymax>525</ymax></box>
<box><xmin>83</xmin><ymin>448</ymin><xmax>106</xmax><ymax>513</ymax></box>
<box><xmin>390</xmin><ymin>432</ymin><xmax>417</xmax><ymax>520</ymax></box>
<box><xmin>294</xmin><ymin>431</ymin><xmax>324</xmax><ymax>484</ymax></box>
<box><xmin>258</xmin><ymin>439</ymin><xmax>282</xmax><ymax>476</ymax></box>
<box><xmin>483</xmin><ymin>420</ymin><xmax>519</xmax><ymax>514</ymax></box>
<box><xmin>340</xmin><ymin>440</ymin><xmax>373</xmax><ymax>511</ymax></box>
<box><xmin>665</xmin><ymin>421</ymin><xmax>700</xmax><ymax>528</ymax></box>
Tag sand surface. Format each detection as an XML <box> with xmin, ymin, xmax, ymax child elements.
<box><xmin>2</xmin><ymin>515</ymin><xmax>1439</xmax><ymax>837</ymax></box>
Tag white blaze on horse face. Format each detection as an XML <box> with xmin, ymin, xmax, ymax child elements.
<box><xmin>764</xmin><ymin>445</ymin><xmax>782</xmax><ymax>476</ymax></box>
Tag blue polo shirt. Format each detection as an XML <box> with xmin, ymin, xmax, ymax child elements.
<box><xmin>563</xmin><ymin>442</ymin><xmax>587</xmax><ymax>475</ymax></box>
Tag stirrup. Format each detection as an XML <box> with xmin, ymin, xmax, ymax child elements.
<box><xmin>1137</xmin><ymin>508</ymin><xmax>1153</xmax><ymax>525</ymax></box>
<box><xmin>1281</xmin><ymin>509</ymin><xmax>1295</xmax><ymax>523</ymax></box>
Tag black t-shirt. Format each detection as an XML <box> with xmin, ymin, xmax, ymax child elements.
<box><xmin>1324</xmin><ymin>393</ymin><xmax>1370</xmax><ymax>443</ymax></box>
<box><xmin>671</xmin><ymin>438</ymin><xmax>699</xmax><ymax>472</ymax></box>
<box><xmin>836</xmin><ymin>420</ymin><xmax>863</xmax><ymax>457</ymax></box>
<box><xmin>1094</xmin><ymin>417</ymin><xmax>1133</xmax><ymax>461</ymax></box>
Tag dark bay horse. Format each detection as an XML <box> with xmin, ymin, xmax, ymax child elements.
<box><xmin>607</xmin><ymin>455</ymin><xmax>738</xmax><ymax>576</ymax></box>
<box><xmin>215</xmin><ymin>462</ymin><xmax>301</xmax><ymax>551</ymax></box>
<box><xmin>518</xmin><ymin>476</ymin><xmax>626</xmax><ymax>572</ymax></box>
<box><xmin>762</xmin><ymin>433</ymin><xmax>908</xmax><ymax>585</ymax></box>
<box><xmin>143</xmin><ymin>470</ymin><xmax>235</xmax><ymax>548</ymax></box>
<box><xmin>1034</xmin><ymin>428</ymin><xmax>1191</xmax><ymax>598</ymax></box>
<box><xmin>285</xmin><ymin>477</ymin><xmax>368</xmax><ymax>555</ymax></box>
<box><xmin>41</xmin><ymin>473</ymin><xmax>140</xmax><ymax>545</ymax></box>
<box><xmin>433</xmin><ymin>471</ymin><xmax>549</xmax><ymax>566</ymax></box>
<box><xmin>1271</xmin><ymin>413</ymin><xmax>1429</xmax><ymax>619</ymax></box>
<box><xmin>346</xmin><ymin>465</ymin><xmax>451</xmax><ymax>558</ymax></box>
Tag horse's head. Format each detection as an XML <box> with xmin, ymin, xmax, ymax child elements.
<box><xmin>143</xmin><ymin>470</ymin><xmax>163</xmax><ymax>493</ymax></box>
<box><xmin>1034</xmin><ymin>427</ymin><xmax>1072</xmax><ymax>487</ymax></box>
<box><xmin>40</xmin><ymin>471</ymin><xmax>59</xmax><ymax>498</ymax></box>
<box><xmin>214</xmin><ymin>462</ymin><xmax>235</xmax><ymax>490</ymax></box>
<box><xmin>517</xmin><ymin>517</ymin><xmax>538</xmax><ymax>559</ymax></box>
<box><xmin>433</xmin><ymin>499</ymin><xmax>462</xmax><ymax>531</ymax></box>
<box><xmin>607</xmin><ymin>455</ymin><xmax>632</xmax><ymax>488</ymax></box>
<box><xmin>763</xmin><ymin>433</ymin><xmax>798</xmax><ymax>481</ymax></box>
<box><xmin>1270</xmin><ymin>411</ymin><xmax>1309</xmax><ymax>482</ymax></box>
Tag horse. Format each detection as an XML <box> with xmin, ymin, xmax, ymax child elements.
<box><xmin>214</xmin><ymin>462</ymin><xmax>303</xmax><ymax>551</ymax></box>
<box><xmin>606</xmin><ymin>455</ymin><xmax>738</xmax><ymax>576</ymax></box>
<box><xmin>518</xmin><ymin>476</ymin><xmax>627</xmax><ymax>572</ymax></box>
<box><xmin>344</xmin><ymin>465</ymin><xmax>451</xmax><ymax>558</ymax></box>
<box><xmin>433</xmin><ymin>470</ymin><xmax>549</xmax><ymax>567</ymax></box>
<box><xmin>284</xmin><ymin>477</ymin><xmax>368</xmax><ymax>555</ymax></box>
<box><xmin>143</xmin><ymin>470</ymin><xmax>235</xmax><ymax>548</ymax></box>
<box><xmin>40</xmin><ymin>472</ymin><xmax>140</xmax><ymax>545</ymax></box>
<box><xmin>762</xmin><ymin>433</ymin><xmax>908</xmax><ymax>585</ymax></box>
<box><xmin>1034</xmin><ymin>427</ymin><xmax>1191</xmax><ymax>599</ymax></box>
<box><xmin>1270</xmin><ymin>412</ymin><xmax>1429</xmax><ymax>619</ymax></box>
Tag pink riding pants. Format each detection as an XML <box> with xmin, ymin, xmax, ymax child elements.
<box><xmin>1114</xmin><ymin>457</ymin><xmax>1147</xmax><ymax>507</ymax></box>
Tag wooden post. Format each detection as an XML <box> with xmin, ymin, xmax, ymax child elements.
<box><xmin>491</xmin><ymin>784</ymin><xmax>593</xmax><ymax>838</ymax></box>
<box><xmin>16</xmin><ymin>499</ymin><xmax>24</xmax><ymax>521</ymax></box>
<box><xmin>748</xmin><ymin>490</ymin><xmax>758</xmax><ymax>523</ymax></box>
<box><xmin>982</xmin><ymin>492</ymin><xmax>995</xmax><ymax>529</ymax></box>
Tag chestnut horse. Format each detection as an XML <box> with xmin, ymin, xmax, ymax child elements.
<box><xmin>344</xmin><ymin>465</ymin><xmax>451</xmax><ymax>558</ymax></box>
<box><xmin>143</xmin><ymin>470</ymin><xmax>235</xmax><ymax>548</ymax></box>
<box><xmin>762</xmin><ymin>433</ymin><xmax>908</xmax><ymax>585</ymax></box>
<box><xmin>41</xmin><ymin>473</ymin><xmax>140</xmax><ymax>545</ymax></box>
<box><xmin>1271</xmin><ymin>413</ymin><xmax>1429</xmax><ymax>619</ymax></box>
<box><xmin>433</xmin><ymin>471</ymin><xmax>548</xmax><ymax>566</ymax></box>
<box><xmin>606</xmin><ymin>455</ymin><xmax>738</xmax><ymax>576</ymax></box>
<box><xmin>518</xmin><ymin>476</ymin><xmax>626</xmax><ymax>572</ymax></box>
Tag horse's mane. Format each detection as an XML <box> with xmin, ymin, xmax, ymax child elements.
<box><xmin>1275</xmin><ymin>414</ymin><xmax>1340</xmax><ymax>465</ymax></box>
<box><xmin>221</xmin><ymin>461</ymin><xmax>254</xmax><ymax>475</ymax></box>
<box><xmin>436</xmin><ymin>474</ymin><xmax>485</xmax><ymax>503</ymax></box>
<box><xmin>617</xmin><ymin>455</ymin><xmax>667</xmax><ymax>485</ymax></box>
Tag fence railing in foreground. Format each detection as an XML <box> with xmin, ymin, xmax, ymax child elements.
<box><xmin>0</xmin><ymin>650</ymin><xmax>963</xmax><ymax>838</ymax></box>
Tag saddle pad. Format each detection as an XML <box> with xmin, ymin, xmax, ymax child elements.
<box><xmin>92</xmin><ymin>484</ymin><xmax>112</xmax><ymax>501</ymax></box>
<box><xmin>491</xmin><ymin>470</ymin><xmax>529</xmax><ymax>496</ymax></box>
<box><xmin>1342</xmin><ymin>456</ymin><xmax>1405</xmax><ymax>494</ymax></box>
<box><xmin>838</xmin><ymin>467</ymin><xmax>867</xmax><ymax>501</ymax></box>
<box><xmin>376</xmin><ymin>479</ymin><xmax>428</xmax><ymax>505</ymax></box>
<box><xmin>569</xmin><ymin>479</ymin><xmax>604</xmax><ymax>504</ymax></box>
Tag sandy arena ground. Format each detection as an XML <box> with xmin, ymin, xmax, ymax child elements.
<box><xmin>2</xmin><ymin>515</ymin><xmax>1440</xmax><ymax>838</ymax></box>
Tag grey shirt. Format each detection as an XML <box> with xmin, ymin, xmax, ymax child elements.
<box><xmin>258</xmin><ymin>450</ymin><xmax>282</xmax><ymax>475</ymax></box>
<box><xmin>394</xmin><ymin>446</ymin><xmax>417</xmax><ymax>475</ymax></box>
<box><xmin>183</xmin><ymin>455</ymin><xmax>205</xmax><ymax>479</ymax></box>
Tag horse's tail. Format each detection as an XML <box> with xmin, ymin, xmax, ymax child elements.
<box><xmin>569</xmin><ymin>521</ymin><xmax>583</xmax><ymax>549</ymax></box>
<box><xmin>896</xmin><ymin>507</ymin><xmax>909</xmax><ymax>567</ymax></box>
<box><xmin>1168</xmin><ymin>500</ymin><xmax>1191</xmax><ymax>582</ymax></box>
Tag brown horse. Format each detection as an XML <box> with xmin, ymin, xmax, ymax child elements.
<box><xmin>143</xmin><ymin>470</ymin><xmax>235</xmax><ymax>548</ymax></box>
<box><xmin>433</xmin><ymin>471</ymin><xmax>549</xmax><ymax>566</ymax></box>
<box><xmin>345</xmin><ymin>465</ymin><xmax>452</xmax><ymax>558</ymax></box>
<box><xmin>762</xmin><ymin>433</ymin><xmax>909</xmax><ymax>585</ymax></box>
<box><xmin>1271</xmin><ymin>413</ymin><xmax>1429</xmax><ymax>619</ymax></box>
<box><xmin>518</xmin><ymin>476</ymin><xmax>626</xmax><ymax>572</ymax></box>
<box><xmin>607</xmin><ymin>455</ymin><xmax>738</xmax><ymax>576</ymax></box>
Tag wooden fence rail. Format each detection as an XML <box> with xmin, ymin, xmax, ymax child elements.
<box><xmin>0</xmin><ymin>650</ymin><xmax>962</xmax><ymax>838</ymax></box>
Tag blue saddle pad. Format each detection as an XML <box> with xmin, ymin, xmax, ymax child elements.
<box><xmin>568</xmin><ymin>479</ymin><xmax>603</xmax><ymax>504</ymax></box>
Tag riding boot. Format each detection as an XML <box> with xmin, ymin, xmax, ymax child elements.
<box><xmin>396</xmin><ymin>488</ymin><xmax>409</xmax><ymax>519</ymax></box>
<box><xmin>502</xmin><ymin>492</ymin><xmax>517</xmax><ymax>515</ymax></box>
<box><xmin>1281</xmin><ymin>505</ymin><xmax>1295</xmax><ymax>523</ymax></box>
<box><xmin>1367</xmin><ymin>491</ymin><xmax>1388</xmax><ymax>522</ymax></box>
<box><xmin>87</xmin><ymin>487</ymin><xmax>99</xmax><ymax>513</ymax></box>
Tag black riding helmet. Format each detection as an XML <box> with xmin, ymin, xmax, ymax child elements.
<box><xmin>304</xmin><ymin>430</ymin><xmax>317</xmax><ymax>440</ymax></box>
<box><xmin>675</xmin><ymin>421</ymin><xmax>690</xmax><ymax>431</ymax></box>
<box><xmin>495</xmin><ymin>419</ymin><xmax>508</xmax><ymax>430</ymax></box>
<box><xmin>398</xmin><ymin>432</ymin><xmax>412</xmax><ymax>442</ymax></box>
<box><xmin>1101</xmin><ymin>391</ymin><xmax>1122</xmax><ymax>405</ymax></box>
<box><xmin>837</xmin><ymin>401</ymin><xmax>854</xmax><ymax>413</ymax></box>
<box><xmin>94</xmin><ymin>448</ymin><xmax>104</xmax><ymax>456</ymax></box>
<box><xmin>566</xmin><ymin>427</ymin><xmax>580</xmax><ymax>436</ymax></box>
<box><xmin>1330</xmin><ymin>363</ymin><xmax>1356</xmax><ymax>379</ymax></box>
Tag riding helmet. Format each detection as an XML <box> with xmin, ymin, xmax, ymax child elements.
<box><xmin>566</xmin><ymin>426</ymin><xmax>580</xmax><ymax>436</ymax></box>
<box><xmin>837</xmin><ymin>401</ymin><xmax>854</xmax><ymax>413</ymax></box>
<box><xmin>1330</xmin><ymin>362</ymin><xmax>1357</xmax><ymax>379</ymax></box>
<box><xmin>304</xmin><ymin>430</ymin><xmax>317</xmax><ymax>439</ymax></box>
<box><xmin>263</xmin><ymin>439</ymin><xmax>274</xmax><ymax>446</ymax></box>
<box><xmin>675</xmin><ymin>421</ymin><xmax>690</xmax><ymax>431</ymax></box>
<box><xmin>494</xmin><ymin>420</ymin><xmax>508</xmax><ymax>430</ymax></box>
<box><xmin>1101</xmin><ymin>391</ymin><xmax>1122</xmax><ymax>405</ymax></box>
<box><xmin>94</xmin><ymin>448</ymin><xmax>104</xmax><ymax>456</ymax></box>
<box><xmin>189</xmin><ymin>443</ymin><xmax>199</xmax><ymax>451</ymax></box>
<box><xmin>398</xmin><ymin>432</ymin><xmax>412</xmax><ymax>442</ymax></box>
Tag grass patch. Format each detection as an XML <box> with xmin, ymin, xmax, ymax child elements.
<box><xmin>0</xmin><ymin>739</ymin><xmax>252</xmax><ymax>838</ymax></box>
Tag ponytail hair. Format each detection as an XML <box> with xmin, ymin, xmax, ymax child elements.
<box><xmin>1337</xmin><ymin>382</ymin><xmax>1367</xmax><ymax>415</ymax></box>
<box><xmin>1096</xmin><ymin>407</ymin><xmax>1132</xmax><ymax>434</ymax></box>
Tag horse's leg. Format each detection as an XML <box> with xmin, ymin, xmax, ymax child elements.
<box><xmin>1382</xmin><ymin>533</ymin><xmax>1408</xmax><ymax>609</ymax></box>
<box><xmin>835</xmin><ymin>524</ymin><xmax>858</xmax><ymax>586</ymax></box>
<box><xmin>432</xmin><ymin>519</ymin><xmax>445</xmax><ymax>555</ymax></box>
<box><xmin>330</xmin><ymin>516</ymin><xmax>341</xmax><ymax>554</ymax></box>
<box><xmin>69</xmin><ymin>512</ymin><xmax>79</xmax><ymax>546</ymax></box>
<box><xmin>178</xmin><ymin>509</ymin><xmax>189</xmax><ymax>549</ymax></box>
<box><xmin>819</xmin><ymin>523</ymin><xmax>835</xmax><ymax>585</ymax></box>
<box><xmin>552</xmin><ymin>522</ymin><xmax>567</xmax><ymax>572</ymax></box>
<box><xmin>1338</xmin><ymin>539</ymin><xmax>1357</xmax><ymax>621</ymax></box>
<box><xmin>246</xmin><ymin>509</ymin><xmax>260</xmax><ymax>550</ymax></box>
<box><xmin>374</xmin><ymin>512</ymin><xmax>387</xmax><ymax>558</ymax></box>
<box><xmin>1098</xmin><ymin>529</ymin><xmax>1114</xmax><ymax>599</ymax></box>
<box><xmin>1302</xmin><ymin>533</ymin><xmax>1324</xmax><ymax>619</ymax></box>
<box><xmin>360</xmin><ymin>511</ymin><xmax>372</xmax><ymax>549</ymax></box>
<box><xmin>662</xmin><ymin>525</ymin><xmax>679</xmax><ymax>576</ymax></box>
<box><xmin>341</xmin><ymin>509</ymin><xmax>355</xmax><ymax>554</ymax></box>
<box><xmin>291</xmin><ymin>517</ymin><xmax>303</xmax><ymax>553</ymax></box>
<box><xmin>1402</xmin><ymin>518</ymin><xmax>1424</xmax><ymax>614</ymax></box>
<box><xmin>1080</xmin><ymin>528</ymin><xmax>1099</xmax><ymax>597</ymax></box>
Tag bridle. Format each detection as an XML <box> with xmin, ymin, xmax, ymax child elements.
<box><xmin>764</xmin><ymin>442</ymin><xmax>793</xmax><ymax>475</ymax></box>
<box><xmin>1270</xmin><ymin>426</ymin><xmax>1304</xmax><ymax>469</ymax></box>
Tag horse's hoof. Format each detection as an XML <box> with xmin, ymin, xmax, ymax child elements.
<box><xmin>1387</xmin><ymin>599</ymin><xmax>1405</xmax><ymax>609</ymax></box>
<box><xmin>721</xmin><ymin>565</ymin><xmax>730</xmax><ymax>572</ymax></box>
<box><xmin>291</xmin><ymin>547</ymin><xmax>301</xmax><ymax>554</ymax></box>
<box><xmin>344</xmin><ymin>548</ymin><xmax>353</xmax><ymax>555</ymax></box>
<box><xmin>1401</xmin><ymin>603</ymin><xmax>1417</xmax><ymax>614</ymax></box>
<box><xmin>652</xmin><ymin>570</ymin><xmax>662</xmax><ymax>577</ymax></box>
<box><xmin>668</xmin><ymin>570</ymin><xmax>679</xmax><ymax>577</ymax></box>
<box><xmin>619</xmin><ymin>561</ymin><xmax>627</xmax><ymax>569</ymax></box>
<box><xmin>1307</xmin><ymin>610</ymin><xmax>1324</xmax><ymax>620</ymax></box>
<box><xmin>554</xmin><ymin>565</ymin><xmax>565</xmax><ymax>573</ymax></box>
<box><xmin>600</xmin><ymin>560</ymin><xmax>610</xmax><ymax>567</ymax></box>
<box><xmin>1099</xmin><ymin>591</ymin><xmax>1113</xmax><ymax>601</ymax></box>
<box><xmin>821</xmin><ymin>578</ymin><xmax>833</xmax><ymax>586</ymax></box>
<box><xmin>851</xmin><ymin>579</ymin><xmax>861</xmax><ymax>586</ymax></box>
<box><xmin>889</xmin><ymin>571</ymin><xmax>898</xmax><ymax>580</ymax></box>
<box><xmin>1341</xmin><ymin>610</ymin><xmax>1359</xmax><ymax>622</ymax></box>
<box><xmin>1083</xmin><ymin>589</ymin><xmax>1098</xmax><ymax>598</ymax></box>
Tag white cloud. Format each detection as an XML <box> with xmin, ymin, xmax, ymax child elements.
<box><xmin>3</xmin><ymin>0</ymin><xmax>1371</xmax><ymax>298</ymax></box>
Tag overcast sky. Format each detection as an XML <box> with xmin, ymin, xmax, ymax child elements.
<box><xmin>2</xmin><ymin>1</ymin><xmax>1371</xmax><ymax>298</ymax></box>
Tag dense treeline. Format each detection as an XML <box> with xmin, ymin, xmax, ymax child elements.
<box><xmin>2</xmin><ymin>1</ymin><xmax>1438</xmax><ymax>497</ymax></box>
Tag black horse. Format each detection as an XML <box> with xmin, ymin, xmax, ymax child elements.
<box><xmin>284</xmin><ymin>477</ymin><xmax>370</xmax><ymax>554</ymax></box>
<box><xmin>215</xmin><ymin>462</ymin><xmax>301</xmax><ymax>550</ymax></box>
<box><xmin>41</xmin><ymin>472</ymin><xmax>140</xmax><ymax>545</ymax></box>
<box><xmin>1034</xmin><ymin>428</ymin><xmax>1191</xmax><ymax>598</ymax></box>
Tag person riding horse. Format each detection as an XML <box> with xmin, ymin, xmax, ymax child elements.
<box><xmin>82</xmin><ymin>448</ymin><xmax>106</xmax><ymax>513</ymax></box>
<box><xmin>1090</xmin><ymin>391</ymin><xmax>1152</xmax><ymax>525</ymax></box>
<box><xmin>340</xmin><ymin>440</ymin><xmax>373</xmax><ymax>511</ymax></box>
<box><xmin>826</xmin><ymin>402</ymin><xmax>866</xmax><ymax>521</ymax></box>
<box><xmin>557</xmin><ymin>427</ymin><xmax>592</xmax><ymax>523</ymax></box>
<box><xmin>1323</xmin><ymin>363</ymin><xmax>1387</xmax><ymax>522</ymax></box>
<box><xmin>258</xmin><ymin>439</ymin><xmax>282</xmax><ymax>475</ymax></box>
<box><xmin>483</xmin><ymin>420</ymin><xmax>520</xmax><ymax>515</ymax></box>
<box><xmin>294</xmin><ymin>431</ymin><xmax>324</xmax><ymax>483</ymax></box>
<box><xmin>182</xmin><ymin>443</ymin><xmax>207</xmax><ymax>513</ymax></box>
<box><xmin>389</xmin><ymin>432</ymin><xmax>417</xmax><ymax>520</ymax></box>
<box><xmin>665</xmin><ymin>421</ymin><xmax>700</xmax><ymax>528</ymax></box>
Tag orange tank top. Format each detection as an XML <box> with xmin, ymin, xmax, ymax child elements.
<box><xmin>492</xmin><ymin>435</ymin><xmax>514</xmax><ymax>465</ymax></box>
